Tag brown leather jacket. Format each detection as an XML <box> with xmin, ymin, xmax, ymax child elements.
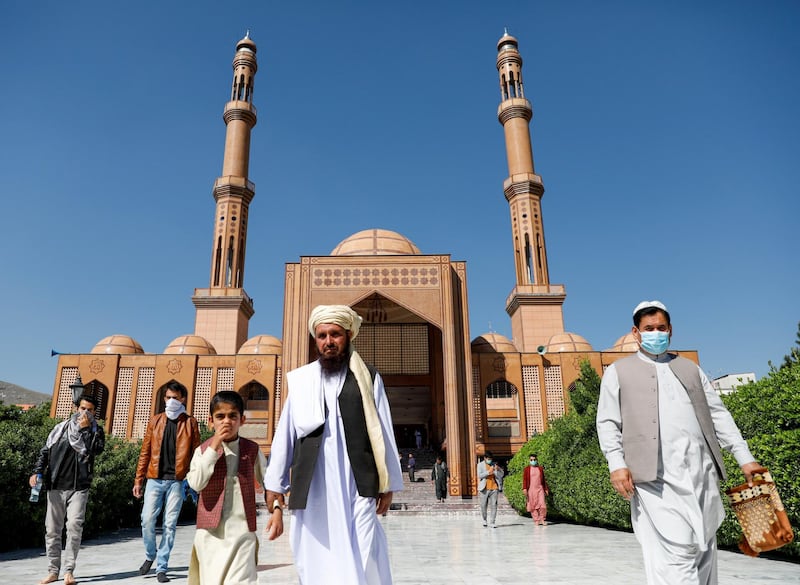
<box><xmin>134</xmin><ymin>412</ymin><xmax>201</xmax><ymax>486</ymax></box>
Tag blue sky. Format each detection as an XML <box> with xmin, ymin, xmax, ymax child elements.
<box><xmin>1</xmin><ymin>1</ymin><xmax>798</xmax><ymax>394</ymax></box>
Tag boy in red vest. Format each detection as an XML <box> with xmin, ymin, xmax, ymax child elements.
<box><xmin>186</xmin><ymin>391</ymin><xmax>276</xmax><ymax>585</ymax></box>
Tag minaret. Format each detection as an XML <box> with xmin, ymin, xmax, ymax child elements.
<box><xmin>496</xmin><ymin>31</ymin><xmax>566</xmax><ymax>352</ymax></box>
<box><xmin>192</xmin><ymin>32</ymin><xmax>258</xmax><ymax>354</ymax></box>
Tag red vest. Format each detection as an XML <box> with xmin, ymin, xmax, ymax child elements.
<box><xmin>196</xmin><ymin>437</ymin><xmax>260</xmax><ymax>532</ymax></box>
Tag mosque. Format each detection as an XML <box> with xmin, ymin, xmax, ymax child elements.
<box><xmin>49</xmin><ymin>32</ymin><xmax>697</xmax><ymax>497</ymax></box>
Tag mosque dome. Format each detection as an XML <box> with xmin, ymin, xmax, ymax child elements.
<box><xmin>471</xmin><ymin>332</ymin><xmax>518</xmax><ymax>353</ymax></box>
<box><xmin>238</xmin><ymin>335</ymin><xmax>282</xmax><ymax>355</ymax></box>
<box><xmin>545</xmin><ymin>332</ymin><xmax>593</xmax><ymax>352</ymax></box>
<box><xmin>91</xmin><ymin>335</ymin><xmax>144</xmax><ymax>354</ymax></box>
<box><xmin>164</xmin><ymin>335</ymin><xmax>217</xmax><ymax>355</ymax></box>
<box><xmin>331</xmin><ymin>229</ymin><xmax>421</xmax><ymax>256</ymax></box>
<box><xmin>605</xmin><ymin>333</ymin><xmax>639</xmax><ymax>352</ymax></box>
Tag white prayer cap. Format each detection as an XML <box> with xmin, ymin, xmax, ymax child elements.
<box><xmin>308</xmin><ymin>305</ymin><xmax>363</xmax><ymax>340</ymax></box>
<box><xmin>632</xmin><ymin>300</ymin><xmax>668</xmax><ymax>316</ymax></box>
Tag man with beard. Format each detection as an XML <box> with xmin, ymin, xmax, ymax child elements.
<box><xmin>264</xmin><ymin>305</ymin><xmax>403</xmax><ymax>584</ymax></box>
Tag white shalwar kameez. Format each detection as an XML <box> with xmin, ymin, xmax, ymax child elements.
<box><xmin>264</xmin><ymin>362</ymin><xmax>403</xmax><ymax>585</ymax></box>
<box><xmin>598</xmin><ymin>353</ymin><xmax>754</xmax><ymax>585</ymax></box>
<box><xmin>186</xmin><ymin>439</ymin><xmax>267</xmax><ymax>585</ymax></box>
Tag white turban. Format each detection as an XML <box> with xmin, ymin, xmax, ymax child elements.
<box><xmin>308</xmin><ymin>305</ymin><xmax>363</xmax><ymax>339</ymax></box>
<box><xmin>306</xmin><ymin>304</ymin><xmax>389</xmax><ymax>493</ymax></box>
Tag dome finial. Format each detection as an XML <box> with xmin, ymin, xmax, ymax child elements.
<box><xmin>245</xmin><ymin>29</ymin><xmax>251</xmax><ymax>39</ymax></box>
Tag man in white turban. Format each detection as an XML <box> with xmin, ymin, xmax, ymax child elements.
<box><xmin>264</xmin><ymin>305</ymin><xmax>403</xmax><ymax>585</ymax></box>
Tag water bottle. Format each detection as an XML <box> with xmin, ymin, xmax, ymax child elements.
<box><xmin>30</xmin><ymin>474</ymin><xmax>42</xmax><ymax>503</ymax></box>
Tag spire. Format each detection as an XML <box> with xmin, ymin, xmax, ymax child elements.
<box><xmin>495</xmin><ymin>33</ymin><xmax>566</xmax><ymax>352</ymax></box>
<box><xmin>192</xmin><ymin>35</ymin><xmax>259</xmax><ymax>354</ymax></box>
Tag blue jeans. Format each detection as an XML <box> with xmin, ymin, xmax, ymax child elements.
<box><xmin>141</xmin><ymin>479</ymin><xmax>184</xmax><ymax>573</ymax></box>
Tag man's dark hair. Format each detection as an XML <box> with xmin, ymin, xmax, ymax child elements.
<box><xmin>79</xmin><ymin>395</ymin><xmax>98</xmax><ymax>409</ymax></box>
<box><xmin>210</xmin><ymin>390</ymin><xmax>244</xmax><ymax>416</ymax></box>
<box><xmin>165</xmin><ymin>380</ymin><xmax>188</xmax><ymax>399</ymax></box>
<box><xmin>530</xmin><ymin>453</ymin><xmax>538</xmax><ymax>458</ymax></box>
<box><xmin>484</xmin><ymin>450</ymin><xmax>493</xmax><ymax>459</ymax></box>
<box><xmin>633</xmin><ymin>306</ymin><xmax>671</xmax><ymax>328</ymax></box>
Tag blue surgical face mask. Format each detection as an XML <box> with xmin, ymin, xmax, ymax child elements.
<box><xmin>639</xmin><ymin>330</ymin><xmax>670</xmax><ymax>355</ymax></box>
<box><xmin>529</xmin><ymin>460</ymin><xmax>538</xmax><ymax>467</ymax></box>
<box><xmin>486</xmin><ymin>459</ymin><xmax>493</xmax><ymax>465</ymax></box>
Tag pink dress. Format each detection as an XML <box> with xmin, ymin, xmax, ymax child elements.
<box><xmin>524</xmin><ymin>465</ymin><xmax>548</xmax><ymax>523</ymax></box>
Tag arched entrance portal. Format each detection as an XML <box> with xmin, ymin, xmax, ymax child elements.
<box><xmin>341</xmin><ymin>296</ymin><xmax>446</xmax><ymax>454</ymax></box>
<box><xmin>283</xmin><ymin>248</ymin><xmax>475</xmax><ymax>496</ymax></box>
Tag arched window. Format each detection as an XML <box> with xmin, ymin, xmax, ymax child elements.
<box><xmin>486</xmin><ymin>380</ymin><xmax>518</xmax><ymax>399</ymax></box>
<box><xmin>240</xmin><ymin>381</ymin><xmax>269</xmax><ymax>411</ymax></box>
<box><xmin>83</xmin><ymin>380</ymin><xmax>110</xmax><ymax>420</ymax></box>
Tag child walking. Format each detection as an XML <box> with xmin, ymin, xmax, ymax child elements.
<box><xmin>186</xmin><ymin>391</ymin><xmax>280</xmax><ymax>584</ymax></box>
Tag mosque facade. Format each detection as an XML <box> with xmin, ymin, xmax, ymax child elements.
<box><xmin>50</xmin><ymin>33</ymin><xmax>697</xmax><ymax>498</ymax></box>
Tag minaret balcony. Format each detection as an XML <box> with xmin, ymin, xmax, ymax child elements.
<box><xmin>505</xmin><ymin>284</ymin><xmax>566</xmax><ymax>311</ymax></box>
<box><xmin>497</xmin><ymin>98</ymin><xmax>532</xmax><ymax>123</ymax></box>
<box><xmin>214</xmin><ymin>175</ymin><xmax>255</xmax><ymax>192</ymax></box>
<box><xmin>503</xmin><ymin>174</ymin><xmax>544</xmax><ymax>200</ymax></box>
<box><xmin>223</xmin><ymin>101</ymin><xmax>257</xmax><ymax>126</ymax></box>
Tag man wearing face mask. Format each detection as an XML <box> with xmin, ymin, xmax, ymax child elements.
<box><xmin>477</xmin><ymin>451</ymin><xmax>504</xmax><ymax>528</ymax></box>
<box><xmin>30</xmin><ymin>395</ymin><xmax>105</xmax><ymax>585</ymax></box>
<box><xmin>597</xmin><ymin>301</ymin><xmax>760</xmax><ymax>585</ymax></box>
<box><xmin>134</xmin><ymin>380</ymin><xmax>201</xmax><ymax>583</ymax></box>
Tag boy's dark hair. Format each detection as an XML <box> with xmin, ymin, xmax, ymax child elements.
<box><xmin>210</xmin><ymin>390</ymin><xmax>245</xmax><ymax>416</ymax></box>
<box><xmin>633</xmin><ymin>306</ymin><xmax>671</xmax><ymax>327</ymax></box>
<box><xmin>165</xmin><ymin>380</ymin><xmax>188</xmax><ymax>399</ymax></box>
<box><xmin>79</xmin><ymin>395</ymin><xmax>98</xmax><ymax>409</ymax></box>
<box><xmin>484</xmin><ymin>450</ymin><xmax>493</xmax><ymax>459</ymax></box>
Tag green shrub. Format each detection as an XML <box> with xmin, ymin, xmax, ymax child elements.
<box><xmin>0</xmin><ymin>402</ymin><xmax>57</xmax><ymax>550</ymax></box>
<box><xmin>0</xmin><ymin>403</ymin><xmax>198</xmax><ymax>551</ymax></box>
<box><xmin>718</xmin><ymin>361</ymin><xmax>800</xmax><ymax>557</ymax></box>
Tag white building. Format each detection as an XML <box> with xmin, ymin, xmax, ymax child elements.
<box><xmin>712</xmin><ymin>372</ymin><xmax>756</xmax><ymax>395</ymax></box>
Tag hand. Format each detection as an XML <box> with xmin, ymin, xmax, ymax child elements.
<box><xmin>29</xmin><ymin>474</ymin><xmax>39</xmax><ymax>488</ymax></box>
<box><xmin>741</xmin><ymin>461</ymin><xmax>763</xmax><ymax>487</ymax></box>
<box><xmin>376</xmin><ymin>492</ymin><xmax>393</xmax><ymax>515</ymax></box>
<box><xmin>266</xmin><ymin>507</ymin><xmax>284</xmax><ymax>540</ymax></box>
<box><xmin>610</xmin><ymin>468</ymin><xmax>635</xmax><ymax>500</ymax></box>
<box><xmin>78</xmin><ymin>411</ymin><xmax>91</xmax><ymax>429</ymax></box>
<box><xmin>133</xmin><ymin>484</ymin><xmax>143</xmax><ymax>499</ymax></box>
<box><xmin>208</xmin><ymin>432</ymin><xmax>224</xmax><ymax>451</ymax></box>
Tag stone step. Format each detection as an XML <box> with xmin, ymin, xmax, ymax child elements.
<box><xmin>391</xmin><ymin>480</ymin><xmax>518</xmax><ymax>516</ymax></box>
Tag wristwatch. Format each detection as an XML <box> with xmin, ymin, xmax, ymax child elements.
<box><xmin>272</xmin><ymin>499</ymin><xmax>282</xmax><ymax>512</ymax></box>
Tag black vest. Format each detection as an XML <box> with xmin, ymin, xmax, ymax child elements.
<box><xmin>288</xmin><ymin>364</ymin><xmax>380</xmax><ymax>510</ymax></box>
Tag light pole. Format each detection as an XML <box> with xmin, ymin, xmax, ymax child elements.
<box><xmin>70</xmin><ymin>375</ymin><xmax>86</xmax><ymax>406</ymax></box>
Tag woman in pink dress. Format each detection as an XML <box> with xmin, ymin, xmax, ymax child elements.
<box><xmin>522</xmin><ymin>453</ymin><xmax>549</xmax><ymax>525</ymax></box>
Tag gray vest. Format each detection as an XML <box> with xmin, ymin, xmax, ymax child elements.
<box><xmin>288</xmin><ymin>364</ymin><xmax>380</xmax><ymax>510</ymax></box>
<box><xmin>614</xmin><ymin>354</ymin><xmax>726</xmax><ymax>483</ymax></box>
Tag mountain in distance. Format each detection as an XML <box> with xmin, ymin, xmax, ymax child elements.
<box><xmin>0</xmin><ymin>380</ymin><xmax>51</xmax><ymax>408</ymax></box>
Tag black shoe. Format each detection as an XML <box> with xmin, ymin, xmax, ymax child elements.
<box><xmin>157</xmin><ymin>572</ymin><xmax>170</xmax><ymax>583</ymax></box>
<box><xmin>139</xmin><ymin>560</ymin><xmax>153</xmax><ymax>576</ymax></box>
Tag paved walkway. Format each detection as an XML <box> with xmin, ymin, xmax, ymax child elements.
<box><xmin>3</xmin><ymin>509</ymin><xmax>798</xmax><ymax>585</ymax></box>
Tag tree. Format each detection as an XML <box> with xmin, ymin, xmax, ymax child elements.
<box><xmin>779</xmin><ymin>321</ymin><xmax>800</xmax><ymax>370</ymax></box>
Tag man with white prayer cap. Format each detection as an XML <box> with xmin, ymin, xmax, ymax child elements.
<box><xmin>264</xmin><ymin>304</ymin><xmax>403</xmax><ymax>585</ymax></box>
<box><xmin>596</xmin><ymin>300</ymin><xmax>760</xmax><ymax>585</ymax></box>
